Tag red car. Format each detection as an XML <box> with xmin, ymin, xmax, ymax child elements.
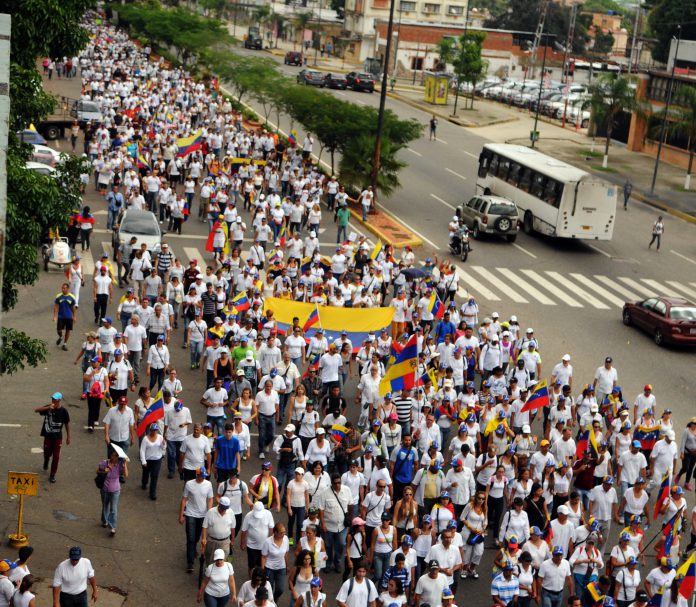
<box><xmin>622</xmin><ymin>296</ymin><xmax>696</xmax><ymax>346</ymax></box>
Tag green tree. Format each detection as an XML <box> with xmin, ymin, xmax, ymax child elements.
<box><xmin>293</xmin><ymin>11</ymin><xmax>314</xmax><ymax>46</ymax></box>
<box><xmin>2</xmin><ymin>0</ymin><xmax>95</xmax><ymax>374</ymax></box>
<box><xmin>339</xmin><ymin>135</ymin><xmax>406</xmax><ymax>197</ymax></box>
<box><xmin>648</xmin><ymin>0</ymin><xmax>696</xmax><ymax>63</ymax></box>
<box><xmin>653</xmin><ymin>87</ymin><xmax>696</xmax><ymax>190</ymax></box>
<box><xmin>434</xmin><ymin>37</ymin><xmax>456</xmax><ymax>71</ymax></box>
<box><xmin>584</xmin><ymin>75</ymin><xmax>642</xmax><ymax>168</ymax></box>
<box><xmin>454</xmin><ymin>31</ymin><xmax>487</xmax><ymax>110</ymax></box>
<box><xmin>592</xmin><ymin>30</ymin><xmax>615</xmax><ymax>56</ymax></box>
<box><xmin>253</xmin><ymin>4</ymin><xmax>272</xmax><ymax>39</ymax></box>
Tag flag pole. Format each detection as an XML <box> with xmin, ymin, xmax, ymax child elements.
<box><xmin>639</xmin><ymin>506</ymin><xmax>685</xmax><ymax>556</ymax></box>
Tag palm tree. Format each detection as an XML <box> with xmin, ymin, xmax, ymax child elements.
<box><xmin>293</xmin><ymin>11</ymin><xmax>314</xmax><ymax>48</ymax></box>
<box><xmin>253</xmin><ymin>4</ymin><xmax>272</xmax><ymax>39</ymax></box>
<box><xmin>661</xmin><ymin>87</ymin><xmax>696</xmax><ymax>190</ymax></box>
<box><xmin>585</xmin><ymin>75</ymin><xmax>643</xmax><ymax>168</ymax></box>
<box><xmin>271</xmin><ymin>12</ymin><xmax>286</xmax><ymax>48</ymax></box>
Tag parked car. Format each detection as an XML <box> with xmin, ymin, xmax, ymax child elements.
<box><xmin>457</xmin><ymin>195</ymin><xmax>520</xmax><ymax>242</ymax></box>
<box><xmin>112</xmin><ymin>209</ymin><xmax>164</xmax><ymax>259</ymax></box>
<box><xmin>297</xmin><ymin>69</ymin><xmax>326</xmax><ymax>86</ymax></box>
<box><xmin>31</xmin><ymin>144</ymin><xmax>65</xmax><ymax>167</ymax></box>
<box><xmin>346</xmin><ymin>71</ymin><xmax>375</xmax><ymax>93</ymax></box>
<box><xmin>17</xmin><ymin>129</ymin><xmax>47</xmax><ymax>145</ymax></box>
<box><xmin>324</xmin><ymin>73</ymin><xmax>348</xmax><ymax>90</ymax></box>
<box><xmin>284</xmin><ymin>51</ymin><xmax>303</xmax><ymax>66</ymax></box>
<box><xmin>25</xmin><ymin>161</ymin><xmax>57</xmax><ymax>177</ymax></box>
<box><xmin>623</xmin><ymin>296</ymin><xmax>696</xmax><ymax>346</ymax></box>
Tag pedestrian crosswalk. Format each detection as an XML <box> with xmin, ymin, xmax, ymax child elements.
<box><xmin>66</xmin><ymin>245</ymin><xmax>696</xmax><ymax>313</ymax></box>
<box><xmin>453</xmin><ymin>264</ymin><xmax>696</xmax><ymax>312</ymax></box>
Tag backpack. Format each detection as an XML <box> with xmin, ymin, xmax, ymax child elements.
<box><xmin>346</xmin><ymin>577</ymin><xmax>375</xmax><ymax>607</ymax></box>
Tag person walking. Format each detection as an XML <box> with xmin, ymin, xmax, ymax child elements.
<box><xmin>197</xmin><ymin>548</ymin><xmax>236</xmax><ymax>607</ymax></box>
<box><xmin>96</xmin><ymin>447</ymin><xmax>128</xmax><ymax>535</ymax></box>
<box><xmin>429</xmin><ymin>116</ymin><xmax>438</xmax><ymax>141</ymax></box>
<box><xmin>623</xmin><ymin>180</ymin><xmax>632</xmax><ymax>210</ymax></box>
<box><xmin>649</xmin><ymin>216</ymin><xmax>664</xmax><ymax>251</ymax></box>
<box><xmin>52</xmin><ymin>546</ymin><xmax>98</xmax><ymax>607</ymax></box>
<box><xmin>163</xmin><ymin>400</ymin><xmax>192</xmax><ymax>479</ymax></box>
<box><xmin>180</xmin><ymin>467</ymin><xmax>215</xmax><ymax>573</ymax></box>
<box><xmin>140</xmin><ymin>422</ymin><xmax>166</xmax><ymax>500</ymax></box>
<box><xmin>53</xmin><ymin>283</ymin><xmax>77</xmax><ymax>351</ymax></box>
<box><xmin>201</xmin><ymin>496</ymin><xmax>235</xmax><ymax>565</ymax></box>
<box><xmin>34</xmin><ymin>391</ymin><xmax>71</xmax><ymax>483</ymax></box>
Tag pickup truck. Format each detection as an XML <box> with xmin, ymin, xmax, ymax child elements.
<box><xmin>38</xmin><ymin>95</ymin><xmax>104</xmax><ymax>140</ymax></box>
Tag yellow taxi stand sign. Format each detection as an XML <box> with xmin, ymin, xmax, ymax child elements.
<box><xmin>7</xmin><ymin>472</ymin><xmax>38</xmax><ymax>548</ymax></box>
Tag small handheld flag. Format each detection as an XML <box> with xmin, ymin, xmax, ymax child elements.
<box><xmin>230</xmin><ymin>291</ymin><xmax>250</xmax><ymax>313</ymax></box>
<box><xmin>653</xmin><ymin>471</ymin><xmax>671</xmax><ymax>520</ymax></box>
<box><xmin>520</xmin><ymin>379</ymin><xmax>550</xmax><ymax>412</ymax></box>
<box><xmin>288</xmin><ymin>129</ymin><xmax>298</xmax><ymax>146</ymax></box>
<box><xmin>303</xmin><ymin>306</ymin><xmax>320</xmax><ymax>332</ymax></box>
<box><xmin>370</xmin><ymin>239</ymin><xmax>383</xmax><ymax>261</ymax></box>
<box><xmin>136</xmin><ymin>391</ymin><xmax>164</xmax><ymax>437</ymax></box>
<box><xmin>677</xmin><ymin>551</ymin><xmax>695</xmax><ymax>599</ymax></box>
<box><xmin>428</xmin><ymin>291</ymin><xmax>445</xmax><ymax>320</ymax></box>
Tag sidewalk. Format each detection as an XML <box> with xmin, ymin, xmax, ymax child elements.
<box><xmin>387</xmin><ymin>88</ymin><xmax>696</xmax><ymax>222</ymax></box>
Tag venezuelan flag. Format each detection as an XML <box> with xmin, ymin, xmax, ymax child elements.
<box><xmin>165</xmin><ymin>111</ymin><xmax>174</xmax><ymax>124</ymax></box>
<box><xmin>206</xmin><ymin>324</ymin><xmax>225</xmax><ymax>346</ymax></box>
<box><xmin>658</xmin><ymin>509</ymin><xmax>682</xmax><ymax>558</ymax></box>
<box><xmin>279</xmin><ymin>223</ymin><xmax>288</xmax><ymax>248</ymax></box>
<box><xmin>677</xmin><ymin>551</ymin><xmax>695</xmax><ymax>599</ymax></box>
<box><xmin>303</xmin><ymin>307</ymin><xmax>320</xmax><ymax>331</ymax></box>
<box><xmin>370</xmin><ymin>239</ymin><xmax>383</xmax><ymax>261</ymax></box>
<box><xmin>300</xmin><ymin>256</ymin><xmax>332</xmax><ymax>274</ymax></box>
<box><xmin>176</xmin><ymin>130</ymin><xmax>203</xmax><ymax>157</ymax></box>
<box><xmin>205</xmin><ymin>220</ymin><xmax>230</xmax><ymax>256</ymax></box>
<box><xmin>379</xmin><ymin>334</ymin><xmax>418</xmax><ymax>396</ymax></box>
<box><xmin>428</xmin><ymin>291</ymin><xmax>445</xmax><ymax>320</ymax></box>
<box><xmin>231</xmin><ymin>291</ymin><xmax>251</xmax><ymax>313</ymax></box>
<box><xmin>331</xmin><ymin>424</ymin><xmax>349</xmax><ymax>442</ymax></box>
<box><xmin>647</xmin><ymin>589</ymin><xmax>663</xmax><ymax>607</ymax></box>
<box><xmin>585</xmin><ymin>581</ymin><xmax>605</xmax><ymax>604</ymax></box>
<box><xmin>634</xmin><ymin>424</ymin><xmax>661</xmax><ymax>450</ymax></box>
<box><xmin>302</xmin><ymin>352</ymin><xmax>321</xmax><ymax>379</ymax></box>
<box><xmin>653</xmin><ymin>471</ymin><xmax>671</xmax><ymax>520</ymax></box>
<box><xmin>136</xmin><ymin>391</ymin><xmax>164</xmax><ymax>437</ymax></box>
<box><xmin>288</xmin><ymin>129</ymin><xmax>298</xmax><ymax>146</ymax></box>
<box><xmin>269</xmin><ymin>251</ymin><xmax>281</xmax><ymax>265</ymax></box>
<box><xmin>419</xmin><ymin>367</ymin><xmax>439</xmax><ymax>387</ymax></box>
<box><xmin>520</xmin><ymin>379</ymin><xmax>550</xmax><ymax>412</ymax></box>
<box><xmin>137</xmin><ymin>154</ymin><xmax>151</xmax><ymax>171</ymax></box>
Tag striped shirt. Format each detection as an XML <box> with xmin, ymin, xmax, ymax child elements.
<box><xmin>393</xmin><ymin>396</ymin><xmax>413</xmax><ymax>423</ymax></box>
<box><xmin>146</xmin><ymin>313</ymin><xmax>170</xmax><ymax>335</ymax></box>
<box><xmin>491</xmin><ymin>572</ymin><xmax>520</xmax><ymax>604</ymax></box>
<box><xmin>156</xmin><ymin>251</ymin><xmax>174</xmax><ymax>272</ymax></box>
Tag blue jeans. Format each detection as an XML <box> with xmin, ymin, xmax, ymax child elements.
<box><xmin>576</xmin><ymin>487</ymin><xmax>591</xmax><ymax>510</ymax></box>
<box><xmin>167</xmin><ymin>440</ymin><xmax>182</xmax><ymax>475</ymax></box>
<box><xmin>324</xmin><ymin>528</ymin><xmax>348</xmax><ymax>570</ymax></box>
<box><xmin>288</xmin><ymin>506</ymin><xmax>306</xmax><ymax>542</ymax></box>
<box><xmin>276</xmin><ymin>462</ymin><xmax>295</xmax><ymax>496</ymax></box>
<box><xmin>190</xmin><ymin>340</ymin><xmax>204</xmax><ymax>366</ymax></box>
<box><xmin>120</xmin><ymin>312</ymin><xmax>131</xmax><ymax>333</ymax></box>
<box><xmin>185</xmin><ymin>515</ymin><xmax>204</xmax><ymax>567</ymax></box>
<box><xmin>259</xmin><ymin>414</ymin><xmax>275</xmax><ymax>454</ymax></box>
<box><xmin>265</xmin><ymin>567</ymin><xmax>286</xmax><ymax>602</ymax></box>
<box><xmin>373</xmin><ymin>551</ymin><xmax>391</xmax><ymax>584</ymax></box>
<box><xmin>542</xmin><ymin>589</ymin><xmax>564</xmax><ymax>607</ymax></box>
<box><xmin>102</xmin><ymin>490</ymin><xmax>120</xmax><ymax>530</ymax></box>
<box><xmin>337</xmin><ymin>224</ymin><xmax>347</xmax><ymax>243</ymax></box>
<box><xmin>207</xmin><ymin>415</ymin><xmax>225</xmax><ymax>436</ymax></box>
<box><xmin>203</xmin><ymin>594</ymin><xmax>229</xmax><ymax>607</ymax></box>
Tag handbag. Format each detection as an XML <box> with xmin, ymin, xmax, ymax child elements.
<box><xmin>332</xmin><ymin>487</ymin><xmax>352</xmax><ymax>528</ymax></box>
<box><xmin>94</xmin><ymin>473</ymin><xmax>105</xmax><ymax>489</ymax></box>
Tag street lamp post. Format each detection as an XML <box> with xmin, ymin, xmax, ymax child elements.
<box><xmin>370</xmin><ymin>0</ymin><xmax>398</xmax><ymax>201</ymax></box>
<box><xmin>650</xmin><ymin>25</ymin><xmax>682</xmax><ymax>195</ymax></box>
<box><xmin>392</xmin><ymin>3</ymin><xmax>403</xmax><ymax>78</ymax></box>
<box><xmin>313</xmin><ymin>1</ymin><xmax>322</xmax><ymax>66</ymax></box>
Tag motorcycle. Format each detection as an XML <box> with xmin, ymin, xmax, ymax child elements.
<box><xmin>449</xmin><ymin>226</ymin><xmax>471</xmax><ymax>262</ymax></box>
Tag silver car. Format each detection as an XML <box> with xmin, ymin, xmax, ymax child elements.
<box><xmin>112</xmin><ymin>209</ymin><xmax>164</xmax><ymax>259</ymax></box>
<box><xmin>457</xmin><ymin>195</ymin><xmax>519</xmax><ymax>243</ymax></box>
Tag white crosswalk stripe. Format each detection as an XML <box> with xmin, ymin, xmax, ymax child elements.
<box><xmin>496</xmin><ymin>268</ymin><xmax>556</xmax><ymax>305</ymax></box>
<box><xmin>184</xmin><ymin>247</ymin><xmax>206</xmax><ymax>265</ymax></box>
<box><xmin>456</xmin><ymin>268</ymin><xmax>501</xmax><ymax>301</ymax></box>
<box><xmin>618</xmin><ymin>277</ymin><xmax>657</xmax><ymax>298</ymax></box>
<box><xmin>470</xmin><ymin>266</ymin><xmax>528</xmax><ymax>304</ymax></box>
<box><xmin>569</xmin><ymin>274</ymin><xmax>625</xmax><ymax>308</ymax></box>
<box><xmin>640</xmin><ymin>279</ymin><xmax>682</xmax><ymax>299</ymax></box>
<box><xmin>545</xmin><ymin>271</ymin><xmax>610</xmax><ymax>310</ymax></box>
<box><xmin>521</xmin><ymin>269</ymin><xmax>583</xmax><ymax>307</ymax></box>
<box><xmin>81</xmin><ymin>249</ymin><xmax>95</xmax><ymax>276</ymax></box>
<box><xmin>666</xmin><ymin>281</ymin><xmax>696</xmax><ymax>300</ymax></box>
<box><xmin>593</xmin><ymin>275</ymin><xmax>641</xmax><ymax>301</ymax></box>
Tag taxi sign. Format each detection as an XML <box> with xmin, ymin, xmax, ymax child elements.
<box><xmin>7</xmin><ymin>472</ymin><xmax>39</xmax><ymax>496</ymax></box>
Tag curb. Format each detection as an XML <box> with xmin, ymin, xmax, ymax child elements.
<box><xmin>631</xmin><ymin>192</ymin><xmax>696</xmax><ymax>225</ymax></box>
<box><xmin>347</xmin><ymin>208</ymin><xmax>424</xmax><ymax>249</ymax></box>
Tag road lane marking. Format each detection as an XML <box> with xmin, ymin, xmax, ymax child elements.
<box><xmin>375</xmin><ymin>203</ymin><xmax>440</xmax><ymax>250</ymax></box>
<box><xmin>456</xmin><ymin>268</ymin><xmax>501</xmax><ymax>301</ymax></box>
<box><xmin>640</xmin><ymin>279</ymin><xmax>682</xmax><ymax>298</ymax></box>
<box><xmin>587</xmin><ymin>244</ymin><xmax>612</xmax><ymax>258</ymax></box>
<box><xmin>0</xmin><ymin>423</ymin><xmax>22</xmax><ymax>428</ymax></box>
<box><xmin>437</xmin><ymin>139</ymin><xmax>449</xmax><ymax>145</ymax></box>
<box><xmin>521</xmin><ymin>269</ymin><xmax>582</xmax><ymax>307</ymax></box>
<box><xmin>430</xmin><ymin>194</ymin><xmax>457</xmax><ymax>211</ymax></box>
<box><xmin>470</xmin><ymin>266</ymin><xmax>528</xmax><ymax>303</ymax></box>
<box><xmin>335</xmin><ymin>91</ymin><xmax>347</xmax><ymax>97</ymax></box>
<box><xmin>496</xmin><ymin>268</ymin><xmax>556</xmax><ymax>305</ymax></box>
<box><xmin>445</xmin><ymin>168</ymin><xmax>467</xmax><ymax>180</ymax></box>
<box><xmin>670</xmin><ymin>250</ymin><xmax>696</xmax><ymax>265</ymax></box>
<box><xmin>666</xmin><ymin>281</ymin><xmax>696</xmax><ymax>300</ymax></box>
<box><xmin>546</xmin><ymin>271</ymin><xmax>609</xmax><ymax>309</ymax></box>
<box><xmin>407</xmin><ymin>148</ymin><xmax>423</xmax><ymax>157</ymax></box>
<box><xmin>81</xmin><ymin>249</ymin><xmax>95</xmax><ymax>276</ymax></box>
<box><xmin>618</xmin><ymin>277</ymin><xmax>658</xmax><ymax>298</ymax></box>
<box><xmin>184</xmin><ymin>247</ymin><xmax>206</xmax><ymax>265</ymax></box>
<box><xmin>511</xmin><ymin>243</ymin><xmax>537</xmax><ymax>259</ymax></box>
<box><xmin>593</xmin><ymin>275</ymin><xmax>640</xmax><ymax>301</ymax></box>
<box><xmin>102</xmin><ymin>242</ymin><xmax>113</xmax><ymax>260</ymax></box>
<box><xmin>569</xmin><ymin>274</ymin><xmax>625</xmax><ymax>308</ymax></box>
<box><xmin>463</xmin><ymin>151</ymin><xmax>478</xmax><ymax>159</ymax></box>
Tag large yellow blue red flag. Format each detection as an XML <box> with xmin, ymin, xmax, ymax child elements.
<box><xmin>677</xmin><ymin>550</ymin><xmax>695</xmax><ymax>599</ymax></box>
<box><xmin>176</xmin><ymin>130</ymin><xmax>203</xmax><ymax>157</ymax></box>
<box><xmin>379</xmin><ymin>334</ymin><xmax>418</xmax><ymax>396</ymax></box>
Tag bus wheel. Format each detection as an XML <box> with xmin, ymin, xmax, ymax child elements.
<box><xmin>523</xmin><ymin>211</ymin><xmax>534</xmax><ymax>234</ymax></box>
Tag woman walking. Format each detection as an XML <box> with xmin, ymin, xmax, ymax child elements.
<box><xmin>261</xmin><ymin>523</ymin><xmax>290</xmax><ymax>602</ymax></box>
<box><xmin>96</xmin><ymin>446</ymin><xmax>128</xmax><ymax>535</ymax></box>
<box><xmin>140</xmin><ymin>422</ymin><xmax>165</xmax><ymax>500</ymax></box>
<box><xmin>676</xmin><ymin>417</ymin><xmax>696</xmax><ymax>491</ymax></box>
<box><xmin>77</xmin><ymin>206</ymin><xmax>95</xmax><ymax>251</ymax></box>
<box><xmin>649</xmin><ymin>216</ymin><xmax>664</xmax><ymax>251</ymax></box>
<box><xmin>198</xmin><ymin>548</ymin><xmax>236</xmax><ymax>607</ymax></box>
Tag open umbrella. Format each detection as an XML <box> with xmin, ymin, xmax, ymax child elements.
<box><xmin>109</xmin><ymin>442</ymin><xmax>130</xmax><ymax>462</ymax></box>
<box><xmin>401</xmin><ymin>267</ymin><xmax>428</xmax><ymax>280</ymax></box>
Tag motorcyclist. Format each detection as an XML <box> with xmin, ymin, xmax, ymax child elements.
<box><xmin>449</xmin><ymin>216</ymin><xmax>470</xmax><ymax>254</ymax></box>
<box><xmin>448</xmin><ymin>215</ymin><xmax>461</xmax><ymax>246</ymax></box>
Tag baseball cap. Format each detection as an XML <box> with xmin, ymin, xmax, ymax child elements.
<box><xmin>285</xmin><ymin>424</ymin><xmax>296</xmax><ymax>433</ymax></box>
<box><xmin>0</xmin><ymin>560</ymin><xmax>16</xmax><ymax>573</ymax></box>
<box><xmin>262</xmin><ymin>461</ymin><xmax>272</xmax><ymax>470</ymax></box>
<box><xmin>69</xmin><ymin>546</ymin><xmax>82</xmax><ymax>560</ymax></box>
<box><xmin>530</xmin><ymin>526</ymin><xmax>543</xmax><ymax>536</ymax></box>
<box><xmin>620</xmin><ymin>532</ymin><xmax>631</xmax><ymax>541</ymax></box>
<box><xmin>552</xmin><ymin>546</ymin><xmax>564</xmax><ymax>555</ymax></box>
<box><xmin>310</xmin><ymin>577</ymin><xmax>322</xmax><ymax>588</ymax></box>
<box><xmin>218</xmin><ymin>497</ymin><xmax>231</xmax><ymax>509</ymax></box>
<box><xmin>635</xmin><ymin>592</ymin><xmax>649</xmax><ymax>603</ymax></box>
<box><xmin>402</xmin><ymin>535</ymin><xmax>413</xmax><ymax>545</ymax></box>
<box><xmin>195</xmin><ymin>467</ymin><xmax>208</xmax><ymax>478</ymax></box>
<box><xmin>51</xmin><ymin>391</ymin><xmax>63</xmax><ymax>400</ymax></box>
<box><xmin>442</xmin><ymin>588</ymin><xmax>454</xmax><ymax>599</ymax></box>
<box><xmin>522</xmin><ymin>424</ymin><xmax>531</xmax><ymax>433</ymax></box>
<box><xmin>213</xmin><ymin>548</ymin><xmax>226</xmax><ymax>561</ymax></box>
<box><xmin>632</xmin><ymin>439</ymin><xmax>642</xmax><ymax>448</ymax></box>
<box><xmin>428</xmin><ymin>559</ymin><xmax>440</xmax><ymax>569</ymax></box>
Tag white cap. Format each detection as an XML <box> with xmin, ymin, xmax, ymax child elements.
<box><xmin>558</xmin><ymin>505</ymin><xmax>570</xmax><ymax>515</ymax></box>
<box><xmin>245</xmin><ymin>351</ymin><xmax>254</xmax><ymax>360</ymax></box>
<box><xmin>491</xmin><ymin>312</ymin><xmax>499</xmax><ymax>319</ymax></box>
<box><xmin>509</xmin><ymin>315</ymin><xmax>517</xmax><ymax>322</ymax></box>
<box><xmin>316</xmin><ymin>428</ymin><xmax>326</xmax><ymax>435</ymax></box>
<box><xmin>310</xmin><ymin>231</ymin><xmax>316</xmax><ymax>237</ymax></box>
<box><xmin>562</xmin><ymin>354</ymin><xmax>571</xmax><ymax>361</ymax></box>
<box><xmin>213</xmin><ymin>548</ymin><xmax>226</xmax><ymax>560</ymax></box>
<box><xmin>295</xmin><ymin>467</ymin><xmax>305</xmax><ymax>475</ymax></box>
<box><xmin>252</xmin><ymin>501</ymin><xmax>265</xmax><ymax>517</ymax></box>
<box><xmin>522</xmin><ymin>424</ymin><xmax>531</xmax><ymax>434</ymax></box>
<box><xmin>452</xmin><ymin>215</ymin><xmax>459</xmax><ymax>222</ymax></box>
<box><xmin>285</xmin><ymin>424</ymin><xmax>296</xmax><ymax>433</ymax></box>
<box><xmin>590</xmin><ymin>404</ymin><xmax>599</xmax><ymax>412</ymax></box>
<box><xmin>526</xmin><ymin>327</ymin><xmax>534</xmax><ymax>333</ymax></box>
<box><xmin>666</xmin><ymin>430</ymin><xmax>676</xmax><ymax>440</ymax></box>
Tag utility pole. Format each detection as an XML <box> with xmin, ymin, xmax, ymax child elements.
<box><xmin>521</xmin><ymin>0</ymin><xmax>549</xmax><ymax>94</ymax></box>
<box><xmin>628</xmin><ymin>0</ymin><xmax>641</xmax><ymax>74</ymax></box>
<box><xmin>0</xmin><ymin>15</ymin><xmax>10</xmax><ymax>325</ymax></box>
<box><xmin>532</xmin><ymin>31</ymin><xmax>547</xmax><ymax>149</ymax></box>
<box><xmin>650</xmin><ymin>25</ymin><xmax>681</xmax><ymax>196</ymax></box>
<box><xmin>562</xmin><ymin>3</ymin><xmax>578</xmax><ymax>84</ymax></box>
<box><xmin>370</xmin><ymin>0</ymin><xmax>398</xmax><ymax>201</ymax></box>
<box><xmin>392</xmin><ymin>3</ymin><xmax>403</xmax><ymax>78</ymax></box>
<box><xmin>313</xmin><ymin>0</ymin><xmax>322</xmax><ymax>66</ymax></box>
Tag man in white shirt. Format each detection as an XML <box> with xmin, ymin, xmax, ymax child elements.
<box><xmin>425</xmin><ymin>529</ymin><xmax>462</xmax><ymax>586</ymax></box>
<box><xmin>414</xmin><ymin>560</ymin><xmax>450</xmax><ymax>607</ymax></box>
<box><xmin>164</xmin><ymin>400</ymin><xmax>192</xmax><ymax>479</ymax></box>
<box><xmin>240</xmin><ymin>501</ymin><xmax>275</xmax><ymax>577</ymax></box>
<box><xmin>549</xmin><ymin>505</ymin><xmax>574</xmax><ymax>556</ymax></box>
<box><xmin>588</xmin><ymin>476</ymin><xmax>618</xmax><ymax>546</ymax></box>
<box><xmin>52</xmin><ymin>546</ymin><xmax>98</xmax><ymax>607</ymax></box>
<box><xmin>551</xmin><ymin>354</ymin><xmax>573</xmax><ymax>389</ymax></box>
<box><xmin>649</xmin><ymin>430</ymin><xmax>678</xmax><ymax>490</ymax></box>
<box><xmin>103</xmin><ymin>395</ymin><xmax>136</xmax><ymax>454</ymax></box>
<box><xmin>536</xmin><ymin>547</ymin><xmax>573</xmax><ymax>607</ymax></box>
<box><xmin>179</xmin><ymin>424</ymin><xmax>212</xmax><ymax>481</ymax></box>
<box><xmin>256</xmin><ymin>380</ymin><xmax>280</xmax><ymax>459</ymax></box>
<box><xmin>179</xmin><ymin>467</ymin><xmax>214</xmax><ymax>572</ymax></box>
<box><xmin>337</xmin><ymin>562</ymin><xmax>378</xmax><ymax>607</ymax></box>
<box><xmin>318</xmin><ymin>473</ymin><xmax>353</xmax><ymax>573</ymax></box>
<box><xmin>592</xmin><ymin>357</ymin><xmax>618</xmax><ymax>406</ymax></box>
<box><xmin>617</xmin><ymin>441</ymin><xmax>648</xmax><ymax>499</ymax></box>
<box><xmin>200</xmin><ymin>496</ymin><xmax>235</xmax><ymax>564</ymax></box>
<box><xmin>633</xmin><ymin>384</ymin><xmax>656</xmax><ymax>423</ymax></box>
<box><xmin>200</xmin><ymin>377</ymin><xmax>229</xmax><ymax>436</ymax></box>
<box><xmin>319</xmin><ymin>343</ymin><xmax>342</xmax><ymax>394</ymax></box>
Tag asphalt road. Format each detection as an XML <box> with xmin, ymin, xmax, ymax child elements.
<box><xmin>2</xmin><ymin>50</ymin><xmax>695</xmax><ymax>607</ymax></box>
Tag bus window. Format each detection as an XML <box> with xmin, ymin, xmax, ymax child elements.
<box><xmin>489</xmin><ymin>154</ymin><xmax>500</xmax><ymax>176</ymax></box>
<box><xmin>498</xmin><ymin>158</ymin><xmax>511</xmax><ymax>181</ymax></box>
<box><xmin>544</xmin><ymin>179</ymin><xmax>562</xmax><ymax>208</ymax></box>
<box><xmin>478</xmin><ymin>149</ymin><xmax>491</xmax><ymax>178</ymax></box>
<box><xmin>531</xmin><ymin>173</ymin><xmax>546</xmax><ymax>199</ymax></box>
<box><xmin>507</xmin><ymin>162</ymin><xmax>521</xmax><ymax>186</ymax></box>
<box><xmin>519</xmin><ymin>167</ymin><xmax>532</xmax><ymax>193</ymax></box>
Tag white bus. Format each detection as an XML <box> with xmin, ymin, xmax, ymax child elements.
<box><xmin>476</xmin><ymin>143</ymin><xmax>617</xmax><ymax>240</ymax></box>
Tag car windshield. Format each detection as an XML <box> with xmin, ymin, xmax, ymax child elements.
<box><xmin>488</xmin><ymin>203</ymin><xmax>517</xmax><ymax>215</ymax></box>
<box><xmin>122</xmin><ymin>214</ymin><xmax>159</xmax><ymax>235</ymax></box>
<box><xmin>669</xmin><ymin>306</ymin><xmax>696</xmax><ymax>321</ymax></box>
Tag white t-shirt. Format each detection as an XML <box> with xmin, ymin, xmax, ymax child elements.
<box><xmin>181</xmin><ymin>434</ymin><xmax>212</xmax><ymax>470</ymax></box>
<box><xmin>183</xmin><ymin>479</ymin><xmax>214</xmax><ymax>518</ymax></box>
<box><xmin>589</xmin><ymin>485</ymin><xmax>617</xmax><ymax>520</ymax></box>
<box><xmin>262</xmin><ymin>535</ymin><xmax>290</xmax><ymax>570</ymax></box>
<box><xmin>336</xmin><ymin>577</ymin><xmax>378</xmax><ymax>607</ymax></box>
<box><xmin>319</xmin><ymin>353</ymin><xmax>342</xmax><ymax>383</ymax></box>
<box><xmin>537</xmin><ymin>558</ymin><xmax>571</xmax><ymax>592</ymax></box>
<box><xmin>202</xmin><ymin>387</ymin><xmax>228</xmax><ymax>418</ymax></box>
<box><xmin>204</xmin><ymin>562</ymin><xmax>234</xmax><ymax>598</ymax></box>
<box><xmin>241</xmin><ymin>509</ymin><xmax>274</xmax><ymax>549</ymax></box>
<box><xmin>414</xmin><ymin>572</ymin><xmax>449</xmax><ymax>607</ymax></box>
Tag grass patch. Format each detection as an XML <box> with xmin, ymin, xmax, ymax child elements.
<box><xmin>578</xmin><ymin>149</ymin><xmax>604</xmax><ymax>158</ymax></box>
<box><xmin>591</xmin><ymin>165</ymin><xmax>619</xmax><ymax>173</ymax></box>
<box><xmin>673</xmin><ymin>186</ymin><xmax>695</xmax><ymax>192</ymax></box>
